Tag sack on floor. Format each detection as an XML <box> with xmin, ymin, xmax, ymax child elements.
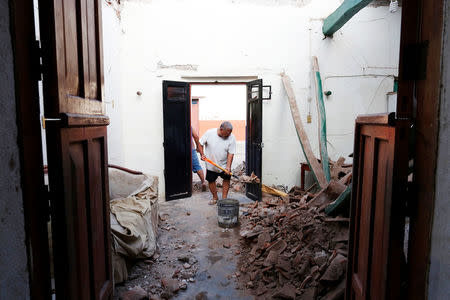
<box><xmin>108</xmin><ymin>167</ymin><xmax>159</xmax><ymax>284</ymax></box>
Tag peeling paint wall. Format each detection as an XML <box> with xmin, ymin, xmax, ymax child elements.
<box><xmin>102</xmin><ymin>0</ymin><xmax>402</xmax><ymax>199</ymax></box>
<box><xmin>103</xmin><ymin>1</ymin><xmax>126</xmax><ymax>165</ymax></box>
<box><xmin>428</xmin><ymin>1</ymin><xmax>450</xmax><ymax>299</ymax></box>
<box><xmin>0</xmin><ymin>0</ymin><xmax>31</xmax><ymax>298</ymax></box>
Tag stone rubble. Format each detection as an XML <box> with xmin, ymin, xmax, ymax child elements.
<box><xmin>236</xmin><ymin>189</ymin><xmax>349</xmax><ymax>299</ymax></box>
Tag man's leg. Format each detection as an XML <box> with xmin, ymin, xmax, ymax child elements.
<box><xmin>222</xmin><ymin>179</ymin><xmax>230</xmax><ymax>199</ymax></box>
<box><xmin>196</xmin><ymin>169</ymin><xmax>207</xmax><ymax>191</ymax></box>
<box><xmin>209</xmin><ymin>181</ymin><xmax>218</xmax><ymax>201</ymax></box>
<box><xmin>205</xmin><ymin>170</ymin><xmax>219</xmax><ymax>204</ymax></box>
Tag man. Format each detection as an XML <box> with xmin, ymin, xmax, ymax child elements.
<box><xmin>191</xmin><ymin>127</ymin><xmax>207</xmax><ymax>191</ymax></box>
<box><xmin>197</xmin><ymin>121</ymin><xmax>236</xmax><ymax>205</ymax></box>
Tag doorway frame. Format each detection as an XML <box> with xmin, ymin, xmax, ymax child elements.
<box><xmin>188</xmin><ymin>81</ymin><xmax>252</xmax><ymax>186</ymax></box>
<box><xmin>396</xmin><ymin>0</ymin><xmax>446</xmax><ymax>298</ymax></box>
<box><xmin>189</xmin><ymin>81</ymin><xmax>249</xmax><ymax>141</ymax></box>
<box><xmin>9</xmin><ymin>0</ymin><xmax>52</xmax><ymax>299</ymax></box>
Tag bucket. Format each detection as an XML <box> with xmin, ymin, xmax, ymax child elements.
<box><xmin>217</xmin><ymin>199</ymin><xmax>239</xmax><ymax>228</ymax></box>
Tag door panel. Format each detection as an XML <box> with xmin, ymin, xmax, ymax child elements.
<box><xmin>162</xmin><ymin>81</ymin><xmax>192</xmax><ymax>200</ymax></box>
<box><xmin>40</xmin><ymin>0</ymin><xmax>104</xmax><ymax>115</ymax></box>
<box><xmin>246</xmin><ymin>79</ymin><xmax>263</xmax><ymax>200</ymax></box>
<box><xmin>347</xmin><ymin>114</ymin><xmax>408</xmax><ymax>300</ymax></box>
<box><xmin>47</xmin><ymin>126</ymin><xmax>112</xmax><ymax>300</ymax></box>
<box><xmin>39</xmin><ymin>0</ymin><xmax>112</xmax><ymax>299</ymax></box>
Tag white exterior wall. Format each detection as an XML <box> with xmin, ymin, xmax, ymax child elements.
<box><xmin>192</xmin><ymin>85</ymin><xmax>246</xmax><ymax>121</ymax></box>
<box><xmin>102</xmin><ymin>0</ymin><xmax>402</xmax><ymax>199</ymax></box>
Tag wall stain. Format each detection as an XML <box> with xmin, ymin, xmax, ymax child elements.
<box><xmin>157</xmin><ymin>61</ymin><xmax>198</xmax><ymax>71</ymax></box>
<box><xmin>9</xmin><ymin>156</ymin><xmax>16</xmax><ymax>171</ymax></box>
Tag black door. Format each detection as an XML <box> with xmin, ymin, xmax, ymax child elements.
<box><xmin>246</xmin><ymin>79</ymin><xmax>263</xmax><ymax>200</ymax></box>
<box><xmin>162</xmin><ymin>81</ymin><xmax>192</xmax><ymax>200</ymax></box>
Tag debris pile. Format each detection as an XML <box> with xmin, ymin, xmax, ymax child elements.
<box><xmin>230</xmin><ymin>161</ymin><xmax>247</xmax><ymax>192</ymax></box>
<box><xmin>115</xmin><ymin>212</ymin><xmax>200</xmax><ymax>299</ymax></box>
<box><xmin>236</xmin><ymin>182</ymin><xmax>351</xmax><ymax>299</ymax></box>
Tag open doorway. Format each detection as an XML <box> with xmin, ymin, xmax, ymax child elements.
<box><xmin>162</xmin><ymin>80</ymin><xmax>263</xmax><ymax>201</ymax></box>
<box><xmin>190</xmin><ymin>83</ymin><xmax>247</xmax><ymax>186</ymax></box>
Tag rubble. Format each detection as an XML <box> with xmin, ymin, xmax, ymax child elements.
<box><xmin>236</xmin><ymin>183</ymin><xmax>351</xmax><ymax>299</ymax></box>
<box><xmin>120</xmin><ymin>286</ymin><xmax>148</xmax><ymax>300</ymax></box>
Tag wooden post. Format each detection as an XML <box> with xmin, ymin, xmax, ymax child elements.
<box><xmin>281</xmin><ymin>73</ymin><xmax>327</xmax><ymax>189</ymax></box>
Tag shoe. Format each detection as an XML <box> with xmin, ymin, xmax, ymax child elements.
<box><xmin>208</xmin><ymin>199</ymin><xmax>217</xmax><ymax>205</ymax></box>
<box><xmin>201</xmin><ymin>183</ymin><xmax>207</xmax><ymax>192</ymax></box>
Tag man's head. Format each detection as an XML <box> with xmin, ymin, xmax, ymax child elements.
<box><xmin>218</xmin><ymin>121</ymin><xmax>233</xmax><ymax>138</ymax></box>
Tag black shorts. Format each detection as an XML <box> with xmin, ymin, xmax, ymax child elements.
<box><xmin>206</xmin><ymin>170</ymin><xmax>231</xmax><ymax>182</ymax></box>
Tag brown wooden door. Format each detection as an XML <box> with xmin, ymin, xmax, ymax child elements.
<box><xmin>38</xmin><ymin>1</ymin><xmax>112</xmax><ymax>299</ymax></box>
<box><xmin>346</xmin><ymin>114</ymin><xmax>409</xmax><ymax>300</ymax></box>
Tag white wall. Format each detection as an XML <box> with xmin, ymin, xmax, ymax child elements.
<box><xmin>428</xmin><ymin>1</ymin><xmax>450</xmax><ymax>298</ymax></box>
<box><xmin>102</xmin><ymin>0</ymin><xmax>401</xmax><ymax>199</ymax></box>
<box><xmin>0</xmin><ymin>0</ymin><xmax>31</xmax><ymax>298</ymax></box>
<box><xmin>103</xmin><ymin>0</ymin><xmax>126</xmax><ymax>165</ymax></box>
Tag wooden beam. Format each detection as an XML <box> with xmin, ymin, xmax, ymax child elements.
<box><xmin>281</xmin><ymin>73</ymin><xmax>328</xmax><ymax>189</ymax></box>
<box><xmin>322</xmin><ymin>0</ymin><xmax>373</xmax><ymax>37</ymax></box>
<box><xmin>312</xmin><ymin>57</ymin><xmax>331</xmax><ymax>181</ymax></box>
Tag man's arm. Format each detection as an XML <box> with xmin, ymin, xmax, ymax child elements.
<box><xmin>192</xmin><ymin>128</ymin><xmax>201</xmax><ymax>149</ymax></box>
<box><xmin>195</xmin><ymin>129</ymin><xmax>206</xmax><ymax>160</ymax></box>
<box><xmin>197</xmin><ymin>144</ymin><xmax>206</xmax><ymax>160</ymax></box>
<box><xmin>226</xmin><ymin>153</ymin><xmax>234</xmax><ymax>173</ymax></box>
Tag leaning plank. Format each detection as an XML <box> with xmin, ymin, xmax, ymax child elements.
<box><xmin>262</xmin><ymin>184</ymin><xmax>288</xmax><ymax>197</ymax></box>
<box><xmin>312</xmin><ymin>56</ymin><xmax>331</xmax><ymax>182</ymax></box>
<box><xmin>281</xmin><ymin>73</ymin><xmax>327</xmax><ymax>189</ymax></box>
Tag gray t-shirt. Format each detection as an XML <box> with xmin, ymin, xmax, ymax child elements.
<box><xmin>200</xmin><ymin>128</ymin><xmax>236</xmax><ymax>172</ymax></box>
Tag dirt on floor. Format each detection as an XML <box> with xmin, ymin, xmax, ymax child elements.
<box><xmin>113</xmin><ymin>189</ymin><xmax>254</xmax><ymax>300</ymax></box>
<box><xmin>114</xmin><ymin>162</ymin><xmax>350</xmax><ymax>300</ymax></box>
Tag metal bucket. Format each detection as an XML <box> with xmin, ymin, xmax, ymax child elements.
<box><xmin>217</xmin><ymin>199</ymin><xmax>239</xmax><ymax>228</ymax></box>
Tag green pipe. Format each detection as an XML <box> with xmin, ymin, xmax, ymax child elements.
<box><xmin>315</xmin><ymin>71</ymin><xmax>331</xmax><ymax>182</ymax></box>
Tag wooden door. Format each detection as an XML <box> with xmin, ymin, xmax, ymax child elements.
<box><xmin>38</xmin><ymin>1</ymin><xmax>112</xmax><ymax>299</ymax></box>
<box><xmin>346</xmin><ymin>114</ymin><xmax>409</xmax><ymax>300</ymax></box>
<box><xmin>162</xmin><ymin>81</ymin><xmax>192</xmax><ymax>200</ymax></box>
<box><xmin>246</xmin><ymin>79</ymin><xmax>263</xmax><ymax>200</ymax></box>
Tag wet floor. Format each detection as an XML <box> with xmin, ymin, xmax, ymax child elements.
<box><xmin>115</xmin><ymin>190</ymin><xmax>255</xmax><ymax>299</ymax></box>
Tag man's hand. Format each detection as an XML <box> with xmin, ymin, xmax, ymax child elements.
<box><xmin>225</xmin><ymin>167</ymin><xmax>232</xmax><ymax>175</ymax></box>
<box><xmin>201</xmin><ymin>154</ymin><xmax>206</xmax><ymax>161</ymax></box>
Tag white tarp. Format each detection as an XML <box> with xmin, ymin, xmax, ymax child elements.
<box><xmin>109</xmin><ymin>167</ymin><xmax>158</xmax><ymax>283</ymax></box>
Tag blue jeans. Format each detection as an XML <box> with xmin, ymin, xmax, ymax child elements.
<box><xmin>192</xmin><ymin>149</ymin><xmax>202</xmax><ymax>172</ymax></box>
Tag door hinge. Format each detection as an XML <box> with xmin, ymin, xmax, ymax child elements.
<box><xmin>32</xmin><ymin>40</ymin><xmax>43</xmax><ymax>80</ymax></box>
<box><xmin>402</xmin><ymin>41</ymin><xmax>428</xmax><ymax>80</ymax></box>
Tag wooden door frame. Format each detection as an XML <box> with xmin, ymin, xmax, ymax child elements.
<box><xmin>9</xmin><ymin>0</ymin><xmax>52</xmax><ymax>299</ymax></box>
<box><xmin>397</xmin><ymin>0</ymin><xmax>445</xmax><ymax>298</ymax></box>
